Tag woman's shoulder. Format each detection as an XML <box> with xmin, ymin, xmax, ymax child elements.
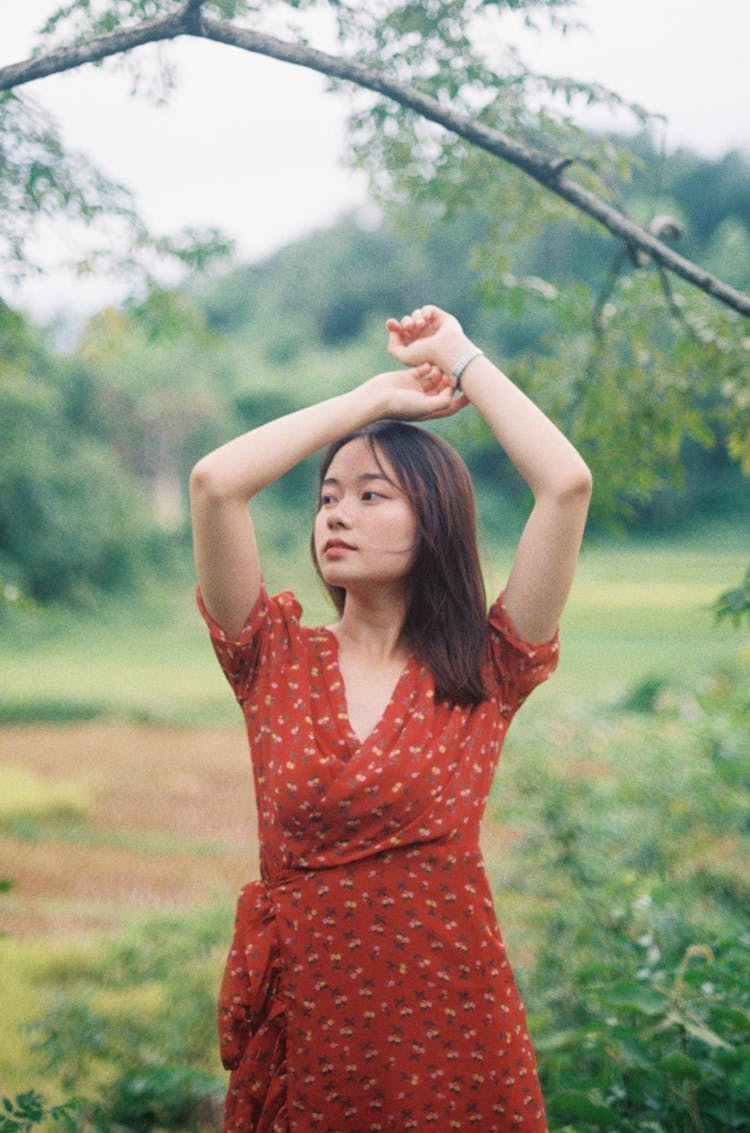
<box><xmin>197</xmin><ymin>582</ymin><xmax>304</xmax><ymax>647</ymax></box>
<box><xmin>485</xmin><ymin>591</ymin><xmax>559</xmax><ymax>705</ymax></box>
<box><xmin>196</xmin><ymin>583</ymin><xmax>314</xmax><ymax>704</ymax></box>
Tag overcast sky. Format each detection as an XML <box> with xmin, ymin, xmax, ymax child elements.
<box><xmin>3</xmin><ymin>0</ymin><xmax>749</xmax><ymax>320</ymax></box>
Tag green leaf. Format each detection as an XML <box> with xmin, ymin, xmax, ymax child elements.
<box><xmin>657</xmin><ymin>1051</ymin><xmax>702</xmax><ymax>1080</ymax></box>
<box><xmin>713</xmin><ymin>568</ymin><xmax>750</xmax><ymax>629</ymax></box>
<box><xmin>677</xmin><ymin>1013</ymin><xmax>734</xmax><ymax>1051</ymax></box>
<box><xmin>552</xmin><ymin>1089</ymin><xmax>620</xmax><ymax>1125</ymax></box>
<box><xmin>605</xmin><ymin>980</ymin><xmax>667</xmax><ymax>1017</ymax></box>
<box><xmin>534</xmin><ymin>1025</ymin><xmax>595</xmax><ymax>1052</ymax></box>
<box><xmin>655</xmin><ymin>1009</ymin><xmax>733</xmax><ymax>1050</ymax></box>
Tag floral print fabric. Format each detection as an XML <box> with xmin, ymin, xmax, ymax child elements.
<box><xmin>198</xmin><ymin>584</ymin><xmax>558</xmax><ymax>1132</ymax></box>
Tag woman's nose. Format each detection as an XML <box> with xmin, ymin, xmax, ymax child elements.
<box><xmin>327</xmin><ymin>499</ymin><xmax>352</xmax><ymax>527</ymax></box>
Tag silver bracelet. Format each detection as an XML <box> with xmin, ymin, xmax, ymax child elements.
<box><xmin>451</xmin><ymin>347</ymin><xmax>484</xmax><ymax>391</ymax></box>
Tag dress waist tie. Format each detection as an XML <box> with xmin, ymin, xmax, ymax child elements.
<box><xmin>219</xmin><ymin>874</ymin><xmax>294</xmax><ymax>1133</ymax></box>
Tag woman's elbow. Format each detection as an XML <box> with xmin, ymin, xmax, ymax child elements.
<box><xmin>553</xmin><ymin>465</ymin><xmax>593</xmax><ymax>527</ymax></box>
<box><xmin>547</xmin><ymin>459</ymin><xmax>593</xmax><ymax>507</ymax></box>
<box><xmin>189</xmin><ymin>454</ymin><xmax>232</xmax><ymax>506</ymax></box>
<box><xmin>568</xmin><ymin>460</ymin><xmax>593</xmax><ymax>501</ymax></box>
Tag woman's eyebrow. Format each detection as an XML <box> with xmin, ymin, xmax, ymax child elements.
<box><xmin>358</xmin><ymin>472</ymin><xmax>391</xmax><ymax>484</ymax></box>
<box><xmin>321</xmin><ymin>473</ymin><xmax>391</xmax><ymax>488</ymax></box>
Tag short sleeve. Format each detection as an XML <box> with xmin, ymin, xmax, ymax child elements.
<box><xmin>196</xmin><ymin>583</ymin><xmax>303</xmax><ymax>706</ymax></box>
<box><xmin>486</xmin><ymin>592</ymin><xmax>559</xmax><ymax>715</ymax></box>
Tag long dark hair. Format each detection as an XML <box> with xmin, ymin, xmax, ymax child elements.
<box><xmin>312</xmin><ymin>420</ymin><xmax>488</xmax><ymax>705</ymax></box>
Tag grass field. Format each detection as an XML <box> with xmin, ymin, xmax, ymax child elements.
<box><xmin>0</xmin><ymin>533</ymin><xmax>748</xmax><ymax>1120</ymax></box>
<box><xmin>1</xmin><ymin>531</ymin><xmax>747</xmax><ymax>727</ymax></box>
<box><xmin>541</xmin><ymin>532</ymin><xmax>749</xmax><ymax>700</ymax></box>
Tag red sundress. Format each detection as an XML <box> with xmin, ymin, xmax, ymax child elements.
<box><xmin>198</xmin><ymin>584</ymin><xmax>558</xmax><ymax>1133</ymax></box>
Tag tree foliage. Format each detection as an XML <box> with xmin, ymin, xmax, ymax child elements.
<box><xmin>0</xmin><ymin>87</ymin><xmax>232</xmax><ymax>285</ymax></box>
<box><xmin>0</xmin><ymin>301</ymin><xmax>161</xmax><ymax>603</ymax></box>
<box><xmin>0</xmin><ymin>0</ymin><xmax>748</xmax><ymax>605</ymax></box>
<box><xmin>2</xmin><ymin>135</ymin><xmax>750</xmax><ymax>606</ymax></box>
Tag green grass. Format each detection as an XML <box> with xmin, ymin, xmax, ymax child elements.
<box><xmin>1</xmin><ymin>533</ymin><xmax>747</xmax><ymax>726</ymax></box>
<box><xmin>553</xmin><ymin>534</ymin><xmax>749</xmax><ymax>701</ymax></box>
<box><xmin>0</xmin><ymin>588</ymin><xmax>236</xmax><ymax>726</ymax></box>
<box><xmin>0</xmin><ymin>813</ymin><xmax>237</xmax><ymax>856</ymax></box>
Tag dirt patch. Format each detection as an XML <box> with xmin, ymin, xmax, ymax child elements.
<box><xmin>0</xmin><ymin>723</ymin><xmax>259</xmax><ymax>938</ymax></box>
<box><xmin>0</xmin><ymin>722</ymin><xmax>516</xmax><ymax>941</ymax></box>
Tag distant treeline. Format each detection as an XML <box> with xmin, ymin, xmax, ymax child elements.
<box><xmin>2</xmin><ymin>135</ymin><xmax>749</xmax><ymax>605</ymax></box>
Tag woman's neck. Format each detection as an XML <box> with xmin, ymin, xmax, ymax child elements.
<box><xmin>328</xmin><ymin>588</ymin><xmax>409</xmax><ymax>663</ymax></box>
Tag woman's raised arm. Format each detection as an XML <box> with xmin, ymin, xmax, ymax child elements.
<box><xmin>386</xmin><ymin>306</ymin><xmax>592</xmax><ymax>644</ymax></box>
<box><xmin>189</xmin><ymin>362</ymin><xmax>463</xmax><ymax>639</ymax></box>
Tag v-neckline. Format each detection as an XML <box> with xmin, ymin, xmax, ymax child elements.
<box><xmin>321</xmin><ymin>627</ymin><xmax>414</xmax><ymax>751</ymax></box>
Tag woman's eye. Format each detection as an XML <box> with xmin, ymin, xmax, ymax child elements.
<box><xmin>361</xmin><ymin>491</ymin><xmax>383</xmax><ymax>502</ymax></box>
<box><xmin>320</xmin><ymin>494</ymin><xmax>336</xmax><ymax>506</ymax></box>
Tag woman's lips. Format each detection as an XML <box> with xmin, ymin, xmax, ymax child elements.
<box><xmin>323</xmin><ymin>539</ymin><xmax>356</xmax><ymax>555</ymax></box>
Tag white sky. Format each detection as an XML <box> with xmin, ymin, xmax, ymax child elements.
<box><xmin>2</xmin><ymin>0</ymin><xmax>749</xmax><ymax>320</ymax></box>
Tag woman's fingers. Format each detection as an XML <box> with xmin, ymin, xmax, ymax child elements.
<box><xmin>370</xmin><ymin>365</ymin><xmax>464</xmax><ymax>421</ymax></box>
<box><xmin>411</xmin><ymin>363</ymin><xmax>452</xmax><ymax>393</ymax></box>
<box><xmin>387</xmin><ymin>306</ymin><xmax>444</xmax><ymax>348</ymax></box>
<box><xmin>386</xmin><ymin>307</ymin><xmax>456</xmax><ymax>373</ymax></box>
<box><xmin>418</xmin><ymin>392</ymin><xmax>470</xmax><ymax>421</ymax></box>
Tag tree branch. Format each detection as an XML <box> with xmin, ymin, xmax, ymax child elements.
<box><xmin>1</xmin><ymin>8</ymin><xmax>748</xmax><ymax>318</ymax></box>
<box><xmin>182</xmin><ymin>0</ymin><xmax>208</xmax><ymax>32</ymax></box>
<box><xmin>197</xmin><ymin>17</ymin><xmax>750</xmax><ymax>318</ymax></box>
<box><xmin>0</xmin><ymin>10</ymin><xmax>186</xmax><ymax>89</ymax></box>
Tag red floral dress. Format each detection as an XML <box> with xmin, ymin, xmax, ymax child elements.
<box><xmin>198</xmin><ymin>584</ymin><xmax>558</xmax><ymax>1133</ymax></box>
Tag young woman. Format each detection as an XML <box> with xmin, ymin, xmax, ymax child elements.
<box><xmin>190</xmin><ymin>305</ymin><xmax>592</xmax><ymax>1133</ymax></box>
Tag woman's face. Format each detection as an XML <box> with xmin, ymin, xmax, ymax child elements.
<box><xmin>313</xmin><ymin>438</ymin><xmax>417</xmax><ymax>596</ymax></box>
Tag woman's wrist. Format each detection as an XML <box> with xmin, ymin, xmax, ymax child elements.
<box><xmin>435</xmin><ymin>334</ymin><xmax>479</xmax><ymax>376</ymax></box>
<box><xmin>344</xmin><ymin>379</ymin><xmax>392</xmax><ymax>426</ymax></box>
<box><xmin>451</xmin><ymin>345</ymin><xmax>485</xmax><ymax>390</ymax></box>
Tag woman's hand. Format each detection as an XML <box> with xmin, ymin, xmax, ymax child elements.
<box><xmin>364</xmin><ymin>363</ymin><xmax>467</xmax><ymax>421</ymax></box>
<box><xmin>386</xmin><ymin>305</ymin><xmax>472</xmax><ymax>373</ymax></box>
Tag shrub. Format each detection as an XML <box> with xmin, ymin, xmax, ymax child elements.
<box><xmin>26</xmin><ymin>910</ymin><xmax>229</xmax><ymax>1131</ymax></box>
<box><xmin>510</xmin><ymin>666</ymin><xmax>750</xmax><ymax>1131</ymax></box>
<box><xmin>0</xmin><ymin>1091</ymin><xmax>79</xmax><ymax>1132</ymax></box>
